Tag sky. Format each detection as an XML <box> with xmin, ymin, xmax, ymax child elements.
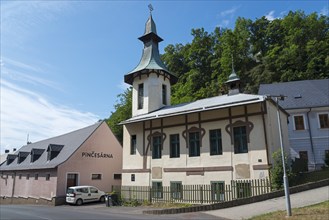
<box><xmin>1</xmin><ymin>0</ymin><xmax>327</xmax><ymax>153</ymax></box>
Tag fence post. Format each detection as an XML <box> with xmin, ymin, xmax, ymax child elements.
<box><xmin>149</xmin><ymin>186</ymin><xmax>152</xmax><ymax>204</ymax></box>
<box><xmin>200</xmin><ymin>185</ymin><xmax>203</xmax><ymax>204</ymax></box>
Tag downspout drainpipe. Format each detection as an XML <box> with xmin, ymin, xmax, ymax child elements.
<box><xmin>307</xmin><ymin>108</ymin><xmax>316</xmax><ymax>170</ymax></box>
<box><xmin>11</xmin><ymin>171</ymin><xmax>16</xmax><ymax>204</ymax></box>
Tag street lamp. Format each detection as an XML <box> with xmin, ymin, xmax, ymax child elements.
<box><xmin>272</xmin><ymin>94</ymin><xmax>292</xmax><ymax>217</ymax></box>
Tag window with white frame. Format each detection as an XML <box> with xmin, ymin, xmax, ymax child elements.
<box><xmin>318</xmin><ymin>113</ymin><xmax>329</xmax><ymax>129</ymax></box>
<box><xmin>91</xmin><ymin>174</ymin><xmax>102</xmax><ymax>180</ymax></box>
<box><xmin>294</xmin><ymin>115</ymin><xmax>305</xmax><ymax>130</ymax></box>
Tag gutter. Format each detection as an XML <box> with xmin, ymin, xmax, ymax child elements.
<box><xmin>306</xmin><ymin>108</ymin><xmax>316</xmax><ymax>170</ymax></box>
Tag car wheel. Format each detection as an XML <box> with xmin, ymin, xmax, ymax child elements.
<box><xmin>76</xmin><ymin>199</ymin><xmax>83</xmax><ymax>206</ymax></box>
<box><xmin>99</xmin><ymin>196</ymin><xmax>105</xmax><ymax>203</ymax></box>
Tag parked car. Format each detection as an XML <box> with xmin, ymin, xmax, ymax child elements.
<box><xmin>66</xmin><ymin>186</ymin><xmax>105</xmax><ymax>205</ymax></box>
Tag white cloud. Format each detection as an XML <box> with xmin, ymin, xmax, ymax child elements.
<box><xmin>1</xmin><ymin>1</ymin><xmax>74</xmax><ymax>47</ymax></box>
<box><xmin>220</xmin><ymin>6</ymin><xmax>239</xmax><ymax>17</ymax></box>
<box><xmin>218</xmin><ymin>20</ymin><xmax>230</xmax><ymax>28</ymax></box>
<box><xmin>265</xmin><ymin>10</ymin><xmax>276</xmax><ymax>21</ymax></box>
<box><xmin>1</xmin><ymin>57</ymin><xmax>61</xmax><ymax>91</ymax></box>
<box><xmin>320</xmin><ymin>6</ymin><xmax>328</xmax><ymax>16</ymax></box>
<box><xmin>0</xmin><ymin>79</ymin><xmax>99</xmax><ymax>153</ymax></box>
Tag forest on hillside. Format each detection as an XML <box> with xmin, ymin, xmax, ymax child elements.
<box><xmin>107</xmin><ymin>11</ymin><xmax>329</xmax><ymax>143</ymax></box>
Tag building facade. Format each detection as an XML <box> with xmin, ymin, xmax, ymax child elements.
<box><xmin>259</xmin><ymin>79</ymin><xmax>329</xmax><ymax>171</ymax></box>
<box><xmin>0</xmin><ymin>121</ymin><xmax>122</xmax><ymax>205</ymax></box>
<box><xmin>120</xmin><ymin>14</ymin><xmax>290</xmax><ymax>189</ymax></box>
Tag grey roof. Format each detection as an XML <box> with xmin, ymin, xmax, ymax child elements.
<box><xmin>0</xmin><ymin>121</ymin><xmax>103</xmax><ymax>171</ymax></box>
<box><xmin>124</xmin><ymin>14</ymin><xmax>177</xmax><ymax>85</ymax></box>
<box><xmin>258</xmin><ymin>79</ymin><xmax>329</xmax><ymax>109</ymax></box>
<box><xmin>121</xmin><ymin>93</ymin><xmax>266</xmax><ymax>124</ymax></box>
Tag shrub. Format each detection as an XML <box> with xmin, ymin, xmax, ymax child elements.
<box><xmin>324</xmin><ymin>151</ymin><xmax>329</xmax><ymax>167</ymax></box>
<box><xmin>270</xmin><ymin>149</ymin><xmax>295</xmax><ymax>190</ymax></box>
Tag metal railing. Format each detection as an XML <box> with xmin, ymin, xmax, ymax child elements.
<box><xmin>112</xmin><ymin>178</ymin><xmax>271</xmax><ymax>204</ymax></box>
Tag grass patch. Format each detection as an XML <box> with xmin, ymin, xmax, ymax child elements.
<box><xmin>249</xmin><ymin>200</ymin><xmax>329</xmax><ymax>220</ymax></box>
<box><xmin>149</xmin><ymin>202</ymin><xmax>193</xmax><ymax>208</ymax></box>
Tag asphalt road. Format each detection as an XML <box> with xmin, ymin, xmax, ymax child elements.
<box><xmin>0</xmin><ymin>203</ymin><xmax>221</xmax><ymax>220</ymax></box>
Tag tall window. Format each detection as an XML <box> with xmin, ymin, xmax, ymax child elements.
<box><xmin>138</xmin><ymin>83</ymin><xmax>144</xmax><ymax>109</ymax></box>
<box><xmin>318</xmin><ymin>113</ymin><xmax>329</xmax><ymax>129</ymax></box>
<box><xmin>162</xmin><ymin>84</ymin><xmax>167</xmax><ymax>105</ymax></box>
<box><xmin>211</xmin><ymin>181</ymin><xmax>225</xmax><ymax>201</ymax></box>
<box><xmin>294</xmin><ymin>115</ymin><xmax>305</xmax><ymax>130</ymax></box>
<box><xmin>233</xmin><ymin>126</ymin><xmax>248</xmax><ymax>154</ymax></box>
<box><xmin>152</xmin><ymin>136</ymin><xmax>162</xmax><ymax>159</ymax></box>
<box><xmin>189</xmin><ymin>131</ymin><xmax>200</xmax><ymax>157</ymax></box>
<box><xmin>209</xmin><ymin>129</ymin><xmax>222</xmax><ymax>155</ymax></box>
<box><xmin>152</xmin><ymin>182</ymin><xmax>163</xmax><ymax>198</ymax></box>
<box><xmin>170</xmin><ymin>181</ymin><xmax>182</xmax><ymax>199</ymax></box>
<box><xmin>130</xmin><ymin>135</ymin><xmax>136</xmax><ymax>155</ymax></box>
<box><xmin>170</xmin><ymin>134</ymin><xmax>180</xmax><ymax>158</ymax></box>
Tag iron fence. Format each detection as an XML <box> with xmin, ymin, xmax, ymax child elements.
<box><xmin>112</xmin><ymin>178</ymin><xmax>271</xmax><ymax>204</ymax></box>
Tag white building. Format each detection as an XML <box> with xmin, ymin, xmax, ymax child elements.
<box><xmin>120</xmin><ymin>14</ymin><xmax>290</xmax><ymax>193</ymax></box>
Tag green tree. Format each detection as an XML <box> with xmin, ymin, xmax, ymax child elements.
<box><xmin>106</xmin><ymin>88</ymin><xmax>132</xmax><ymax>144</ymax></box>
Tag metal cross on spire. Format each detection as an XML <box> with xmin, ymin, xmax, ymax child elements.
<box><xmin>148</xmin><ymin>4</ymin><xmax>153</xmax><ymax>15</ymax></box>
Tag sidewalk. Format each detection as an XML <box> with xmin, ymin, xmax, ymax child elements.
<box><xmin>203</xmin><ymin>185</ymin><xmax>329</xmax><ymax>219</ymax></box>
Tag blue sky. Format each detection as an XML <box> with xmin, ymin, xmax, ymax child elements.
<box><xmin>1</xmin><ymin>0</ymin><xmax>327</xmax><ymax>153</ymax></box>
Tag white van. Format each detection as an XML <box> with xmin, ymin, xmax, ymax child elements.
<box><xmin>66</xmin><ymin>186</ymin><xmax>105</xmax><ymax>205</ymax></box>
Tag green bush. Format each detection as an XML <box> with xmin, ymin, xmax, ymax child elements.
<box><xmin>270</xmin><ymin>149</ymin><xmax>295</xmax><ymax>190</ymax></box>
<box><xmin>324</xmin><ymin>151</ymin><xmax>329</xmax><ymax>167</ymax></box>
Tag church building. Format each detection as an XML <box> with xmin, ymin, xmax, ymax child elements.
<box><xmin>120</xmin><ymin>13</ymin><xmax>290</xmax><ymax>191</ymax></box>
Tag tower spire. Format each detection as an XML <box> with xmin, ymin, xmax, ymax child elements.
<box><xmin>225</xmin><ymin>54</ymin><xmax>241</xmax><ymax>95</ymax></box>
<box><xmin>124</xmin><ymin>10</ymin><xmax>177</xmax><ymax>85</ymax></box>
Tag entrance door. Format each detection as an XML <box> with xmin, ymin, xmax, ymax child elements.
<box><xmin>299</xmin><ymin>151</ymin><xmax>309</xmax><ymax>171</ymax></box>
<box><xmin>67</xmin><ymin>173</ymin><xmax>78</xmax><ymax>189</ymax></box>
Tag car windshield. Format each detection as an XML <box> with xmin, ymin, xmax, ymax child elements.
<box><xmin>67</xmin><ymin>188</ymin><xmax>74</xmax><ymax>194</ymax></box>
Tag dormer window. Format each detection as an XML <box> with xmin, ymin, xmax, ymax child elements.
<box><xmin>47</xmin><ymin>144</ymin><xmax>64</xmax><ymax>161</ymax></box>
<box><xmin>17</xmin><ymin>152</ymin><xmax>29</xmax><ymax>164</ymax></box>
<box><xmin>6</xmin><ymin>154</ymin><xmax>17</xmax><ymax>165</ymax></box>
<box><xmin>30</xmin><ymin>148</ymin><xmax>45</xmax><ymax>163</ymax></box>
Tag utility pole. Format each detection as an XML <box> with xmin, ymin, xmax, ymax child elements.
<box><xmin>274</xmin><ymin>95</ymin><xmax>292</xmax><ymax>217</ymax></box>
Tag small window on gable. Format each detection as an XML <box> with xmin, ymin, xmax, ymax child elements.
<box><xmin>6</xmin><ymin>154</ymin><xmax>17</xmax><ymax>165</ymax></box>
<box><xmin>31</xmin><ymin>148</ymin><xmax>45</xmax><ymax>163</ymax></box>
<box><xmin>34</xmin><ymin>173</ymin><xmax>38</xmax><ymax>180</ymax></box>
<box><xmin>46</xmin><ymin>174</ymin><xmax>50</xmax><ymax>181</ymax></box>
<box><xmin>318</xmin><ymin>113</ymin><xmax>329</xmax><ymax>129</ymax></box>
<box><xmin>47</xmin><ymin>144</ymin><xmax>64</xmax><ymax>161</ymax></box>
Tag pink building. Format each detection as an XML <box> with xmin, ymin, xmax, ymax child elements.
<box><xmin>0</xmin><ymin>121</ymin><xmax>122</xmax><ymax>205</ymax></box>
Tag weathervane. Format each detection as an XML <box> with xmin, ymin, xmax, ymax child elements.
<box><xmin>148</xmin><ymin>4</ymin><xmax>153</xmax><ymax>15</ymax></box>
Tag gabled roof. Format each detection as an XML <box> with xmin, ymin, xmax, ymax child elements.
<box><xmin>0</xmin><ymin>121</ymin><xmax>103</xmax><ymax>171</ymax></box>
<box><xmin>258</xmin><ymin>79</ymin><xmax>329</xmax><ymax>109</ymax></box>
<box><xmin>121</xmin><ymin>93</ymin><xmax>267</xmax><ymax>124</ymax></box>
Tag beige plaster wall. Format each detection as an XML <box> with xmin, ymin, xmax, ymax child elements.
<box><xmin>57</xmin><ymin>122</ymin><xmax>122</xmax><ymax>196</ymax></box>
<box><xmin>122</xmin><ymin>101</ymin><xmax>281</xmax><ymax>187</ymax></box>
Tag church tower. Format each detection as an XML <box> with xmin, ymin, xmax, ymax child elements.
<box><xmin>124</xmin><ymin>11</ymin><xmax>177</xmax><ymax>117</ymax></box>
